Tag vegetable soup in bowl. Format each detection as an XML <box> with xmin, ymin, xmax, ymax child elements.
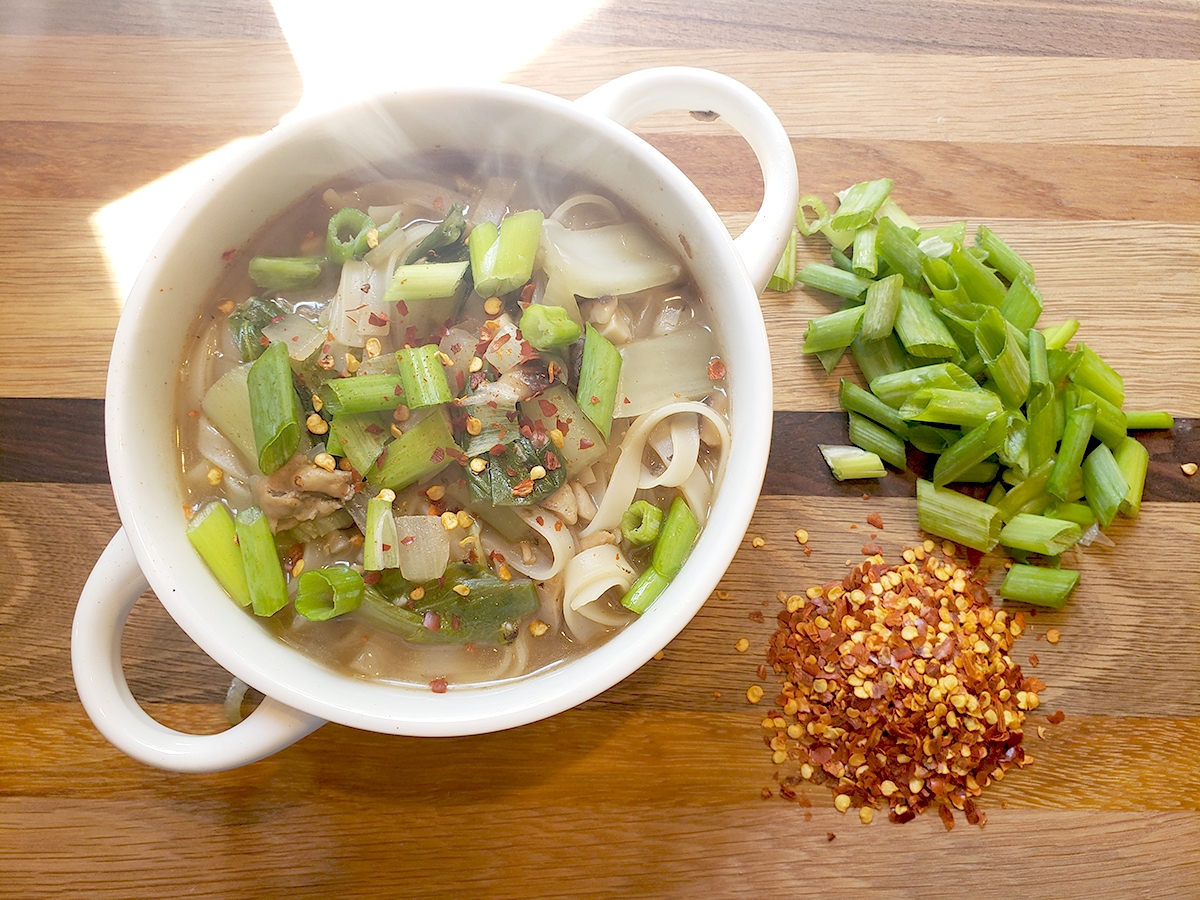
<box><xmin>72</xmin><ymin>68</ymin><xmax>798</xmax><ymax>771</ymax></box>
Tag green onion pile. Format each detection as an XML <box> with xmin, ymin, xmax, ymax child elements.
<box><xmin>772</xmin><ymin>178</ymin><xmax>1171</xmax><ymax>610</ymax></box>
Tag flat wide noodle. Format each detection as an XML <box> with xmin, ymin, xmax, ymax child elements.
<box><xmin>639</xmin><ymin>414</ymin><xmax>700</xmax><ymax>490</ymax></box>
<box><xmin>481</xmin><ymin>508</ymin><xmax>577</xmax><ymax>582</ymax></box>
<box><xmin>564</xmin><ymin>544</ymin><xmax>637</xmax><ymax>612</ymax></box>
<box><xmin>582</xmin><ymin>401</ymin><xmax>730</xmax><ymax>536</ymax></box>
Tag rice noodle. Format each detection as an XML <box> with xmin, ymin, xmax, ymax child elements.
<box><xmin>583</xmin><ymin>401</ymin><xmax>731</xmax><ymax>536</ymax></box>
<box><xmin>481</xmin><ymin>508</ymin><xmax>577</xmax><ymax>581</ymax></box>
<box><xmin>549</xmin><ymin>192</ymin><xmax>622</xmax><ymax>230</ymax></box>
<box><xmin>563</xmin><ymin>544</ymin><xmax>636</xmax><ymax>612</ymax></box>
<box><xmin>639</xmin><ymin>414</ymin><xmax>700</xmax><ymax>490</ymax></box>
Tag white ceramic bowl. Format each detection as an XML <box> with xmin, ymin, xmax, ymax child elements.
<box><xmin>71</xmin><ymin>67</ymin><xmax>798</xmax><ymax>772</ymax></box>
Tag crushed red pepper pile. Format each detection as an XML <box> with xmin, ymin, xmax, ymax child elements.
<box><xmin>759</xmin><ymin>538</ymin><xmax>1044</xmax><ymax>829</ymax></box>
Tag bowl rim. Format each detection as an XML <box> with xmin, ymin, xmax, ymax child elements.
<box><xmin>106</xmin><ymin>80</ymin><xmax>775</xmax><ymax>735</ymax></box>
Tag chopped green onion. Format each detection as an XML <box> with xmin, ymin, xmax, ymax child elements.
<box><xmin>851</xmin><ymin>332</ymin><xmax>912</xmax><ymax>384</ymax></box>
<box><xmin>796</xmin><ymin>262</ymin><xmax>872</xmax><ymax>299</ymax></box>
<box><xmin>247</xmin><ymin>340</ymin><xmax>301</xmax><ymax>475</ymax></box>
<box><xmin>622</xmin><ymin>497</ymin><xmax>699</xmax><ymax>614</ymax></box>
<box><xmin>994</xmin><ymin>460</ymin><xmax>1053</xmax><ymax>523</ymax></box>
<box><xmin>520</xmin><ymin>303</ymin><xmax>582</xmax><ymax>350</ymax></box>
<box><xmin>1069</xmin><ymin>343</ymin><xmax>1125</xmax><ymax>409</ymax></box>
<box><xmin>907</xmin><ymin>424</ymin><xmax>961</xmax><ymax>455</ymax></box>
<box><xmin>876</xmin><ymin>197</ymin><xmax>919</xmax><ymax>231</ymax></box>
<box><xmin>295</xmin><ymin>566</ymin><xmax>364</xmax><ymax>621</ymax></box>
<box><xmin>1043</xmin><ymin>500</ymin><xmax>1097</xmax><ymax>530</ymax></box>
<box><xmin>998</xmin><ymin>276</ymin><xmax>1043</xmax><ymax>333</ymax></box>
<box><xmin>859</xmin><ymin>273</ymin><xmax>902</xmax><ymax>343</ymax></box>
<box><xmin>838</xmin><ymin>378</ymin><xmax>909</xmax><ymax>439</ymax></box>
<box><xmin>949</xmin><ymin>243</ymin><xmax>1006</xmax><ymax>307</ymax></box>
<box><xmin>363</xmin><ymin>493</ymin><xmax>400</xmax><ymax>571</ymax></box>
<box><xmin>470</xmin><ymin>209</ymin><xmax>544</xmax><ymax>297</ymax></box>
<box><xmin>803</xmin><ymin>305</ymin><xmax>865</xmax><ymax>354</ymax></box>
<box><xmin>186</xmin><ymin>501</ymin><xmax>251</xmax><ymax>607</ymax></box>
<box><xmin>365</xmin><ymin>408</ymin><xmax>458</xmax><ymax>490</ymax></box>
<box><xmin>234</xmin><ymin>506</ymin><xmax>288</xmax><ymax>617</ymax></box>
<box><xmin>952</xmin><ymin>461</ymin><xmax>1000</xmax><ymax>483</ymax></box>
<box><xmin>899</xmin><ymin>387</ymin><xmax>1003</xmax><ymax>428</ymax></box>
<box><xmin>576</xmin><ymin>324</ymin><xmax>622</xmax><ymax>440</ymax></box>
<box><xmin>621</xmin><ymin>500</ymin><xmax>663</xmax><ymax>546</ymax></box>
<box><xmin>847</xmin><ymin>412</ymin><xmax>907</xmax><ymax>470</ymax></box>
<box><xmin>819</xmin><ymin>444</ymin><xmax>886</xmax><ymax>481</ymax></box>
<box><xmin>1000</xmin><ymin>564</ymin><xmax>1079</xmax><ymax>610</ymax></box>
<box><xmin>1082</xmin><ymin>443</ymin><xmax>1129</xmax><ymax>528</ymax></box>
<box><xmin>1072</xmin><ymin>385</ymin><xmax>1127</xmax><ymax>449</ymax></box>
<box><xmin>383</xmin><ymin>261</ymin><xmax>469</xmax><ymax>303</ymax></box>
<box><xmin>767</xmin><ymin>229</ymin><xmax>798</xmax><ymax>292</ymax></box>
<box><xmin>396</xmin><ymin>344</ymin><xmax>453</xmax><ymax>410</ymax></box>
<box><xmin>796</xmin><ymin>194</ymin><xmax>831</xmax><ymax>236</ymax></box>
<box><xmin>327</xmin><ymin>207</ymin><xmax>374</xmax><ymax>265</ymax></box>
<box><xmin>830</xmin><ymin>245</ymin><xmax>854</xmax><ymax>272</ymax></box>
<box><xmin>1125</xmin><ymin>410</ymin><xmax>1174</xmax><ymax>431</ymax></box>
<box><xmin>851</xmin><ymin>225</ymin><xmax>878</xmax><ymax>278</ymax></box>
<box><xmin>1041</xmin><ymin>319</ymin><xmax>1080</xmax><ymax>351</ymax></box>
<box><xmin>875</xmin><ymin>216</ymin><xmax>925</xmax><ymax>290</ymax></box>
<box><xmin>916</xmin><ymin>478</ymin><xmax>1002</xmax><ymax>552</ymax></box>
<box><xmin>921</xmin><ymin>256</ymin><xmax>970</xmax><ymax>310</ymax></box>
<box><xmin>326</xmin><ymin>411</ymin><xmax>389</xmax><ymax>473</ymax></box>
<box><xmin>895</xmin><ymin>288</ymin><xmax>958</xmax><ymax>359</ymax></box>
<box><xmin>869</xmin><ymin>362</ymin><xmax>979</xmax><ymax>409</ymax></box>
<box><xmin>974</xmin><ymin>307</ymin><xmax>1030</xmax><ymax>409</ymax></box>
<box><xmin>1048</xmin><ymin>402</ymin><xmax>1095</xmax><ymax>501</ymax></box>
<box><xmin>248</xmin><ymin>256</ymin><xmax>324</xmax><ymax>292</ymax></box>
<box><xmin>1112</xmin><ymin>435</ymin><xmax>1149</xmax><ymax>518</ymax></box>
<box><xmin>975</xmin><ymin>224</ymin><xmax>1035</xmax><ymax>285</ymax></box>
<box><xmin>651</xmin><ymin>497</ymin><xmax>699</xmax><ymax>579</ymax></box>
<box><xmin>831</xmin><ymin>178</ymin><xmax>893</xmax><ymax>232</ymax></box>
<box><xmin>932</xmin><ymin>415</ymin><xmax>1006</xmax><ymax>487</ymax></box>
<box><xmin>319</xmin><ymin>374</ymin><xmax>405</xmax><ymax>416</ymax></box>
<box><xmin>403</xmin><ymin>202</ymin><xmax>466</xmax><ymax>265</ymax></box>
<box><xmin>999</xmin><ymin>513</ymin><xmax>1082</xmax><ymax>556</ymax></box>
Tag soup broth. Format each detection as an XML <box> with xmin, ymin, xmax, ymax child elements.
<box><xmin>177</xmin><ymin>155</ymin><xmax>729</xmax><ymax>688</ymax></box>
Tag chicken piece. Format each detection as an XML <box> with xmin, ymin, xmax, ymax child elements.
<box><xmin>254</xmin><ymin>453</ymin><xmax>355</xmax><ymax>532</ymax></box>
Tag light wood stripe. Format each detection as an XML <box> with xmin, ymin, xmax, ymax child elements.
<box><xmin>508</xmin><ymin>48</ymin><xmax>1200</xmax><ymax>146</ymax></box>
<box><xmin>0</xmin><ymin>36</ymin><xmax>301</xmax><ymax>126</ymax></box>
<box><xmin>4</xmin><ymin>40</ymin><xmax>1198</xmax><ymax>149</ymax></box>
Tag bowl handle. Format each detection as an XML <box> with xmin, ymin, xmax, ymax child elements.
<box><xmin>576</xmin><ymin>66</ymin><xmax>798</xmax><ymax>295</ymax></box>
<box><xmin>71</xmin><ymin>528</ymin><xmax>325</xmax><ymax>772</ymax></box>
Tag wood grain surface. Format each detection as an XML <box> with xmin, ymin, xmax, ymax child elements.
<box><xmin>1</xmin><ymin>1</ymin><xmax>1198</xmax><ymax>897</ymax></box>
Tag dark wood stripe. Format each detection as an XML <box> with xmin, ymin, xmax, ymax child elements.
<box><xmin>563</xmin><ymin>0</ymin><xmax>1200</xmax><ymax>59</ymax></box>
<box><xmin>0</xmin><ymin>398</ymin><xmax>107</xmax><ymax>483</ymax></box>
<box><xmin>2</xmin><ymin>399</ymin><xmax>1196</xmax><ymax>501</ymax></box>
<box><xmin>765</xmin><ymin>411</ymin><xmax>1200</xmax><ymax>502</ymax></box>
<box><xmin>644</xmin><ymin>136</ymin><xmax>1200</xmax><ymax>222</ymax></box>
<box><xmin>0</xmin><ymin>0</ymin><xmax>284</xmax><ymax>38</ymax></box>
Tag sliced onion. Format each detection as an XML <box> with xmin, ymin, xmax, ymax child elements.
<box><xmin>549</xmin><ymin>192</ymin><xmax>622</xmax><ymax>230</ymax></box>
<box><xmin>393</xmin><ymin>515</ymin><xmax>451</xmax><ymax>583</ymax></box>
<box><xmin>540</xmin><ymin>218</ymin><xmax>681</xmax><ymax>301</ymax></box>
<box><xmin>262</xmin><ymin>311</ymin><xmax>326</xmax><ymax>361</ymax></box>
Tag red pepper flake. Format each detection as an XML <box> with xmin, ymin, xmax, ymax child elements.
<box><xmin>544</xmin><ymin>452</ymin><xmax>561</xmax><ymax>471</ymax></box>
<box><xmin>221</xmin><ymin>248</ymin><xmax>236</xmax><ymax>262</ymax></box>
<box><xmin>520</xmin><ymin>282</ymin><xmax>536</xmax><ymax>304</ymax></box>
<box><xmin>363</xmin><ymin>571</ymin><xmax>381</xmax><ymax>585</ymax></box>
<box><xmin>430</xmin><ymin>447</ymin><xmax>446</xmax><ymax>463</ymax></box>
<box><xmin>535</xmin><ymin>515</ymin><xmax>545</xmax><ymax>526</ymax></box>
<box><xmin>456</xmin><ymin>371</ymin><xmax>466</xmax><ymax>392</ymax></box>
<box><xmin>394</xmin><ymin>300</ymin><xmax>409</xmax><ymax>317</ymax></box>
<box><xmin>260</xmin><ymin>335</ymin><xmax>270</xmax><ymax>346</ymax></box>
<box><xmin>538</xmin><ymin>399</ymin><xmax>558</xmax><ymax>417</ymax></box>
<box><xmin>433</xmin><ymin>196</ymin><xmax>445</xmax><ymax>211</ymax></box>
<box><xmin>381</xmin><ymin>543</ymin><xmax>392</xmax><ymax>552</ymax></box>
<box><xmin>393</xmin><ymin>384</ymin><xmax>404</xmax><ymax>396</ymax></box>
<box><xmin>866</xmin><ymin>512</ymin><xmax>884</xmax><ymax>529</ymax></box>
<box><xmin>492</xmin><ymin>332</ymin><xmax>511</xmax><ymax>349</ymax></box>
<box><xmin>490</xmin><ymin>444</ymin><xmax>506</xmax><ymax>455</ymax></box>
<box><xmin>1047</xmin><ymin>710</ymin><xmax>1066</xmax><ymax>725</ymax></box>
<box><xmin>187</xmin><ymin>409</ymin><xmax>200</xmax><ymax>417</ymax></box>
<box><xmin>938</xmin><ymin>805</ymin><xmax>955</xmax><ymax>832</ymax></box>
<box><xmin>556</xmin><ymin>417</ymin><xmax>571</xmax><ymax>435</ymax></box>
<box><xmin>1029</xmin><ymin>652</ymin><xmax>1040</xmax><ymax>667</ymax></box>
<box><xmin>429</xmin><ymin>677</ymin><xmax>448</xmax><ymax>693</ymax></box>
<box><xmin>760</xmin><ymin>787</ymin><xmax>773</xmax><ymax>800</ymax></box>
<box><xmin>423</xmin><ymin>611</ymin><xmax>441</xmax><ymax>632</ymax></box>
<box><xmin>826</xmin><ymin>833</ymin><xmax>836</xmax><ymax>842</ymax></box>
<box><xmin>405</xmin><ymin>325</ymin><xmax>420</xmax><ymax>346</ymax></box>
<box><xmin>590</xmin><ymin>395</ymin><xmax>600</xmax><ymax>404</ymax></box>
<box><xmin>579</xmin><ymin>438</ymin><xmax>594</xmax><ymax>450</ymax></box>
<box><xmin>707</xmin><ymin>357</ymin><xmax>726</xmax><ymax>380</ymax></box>
<box><xmin>749</xmin><ymin>610</ymin><xmax>764</xmax><ymax>623</ymax></box>
<box><xmin>365</xmin><ymin>423</ymin><xmax>383</xmax><ymax>435</ymax></box>
<box><xmin>861</xmin><ymin>540</ymin><xmax>882</xmax><ymax>555</ymax></box>
<box><xmin>400</xmin><ymin>536</ymin><xmax>416</xmax><ymax>546</ymax></box>
<box><xmin>512</xmin><ymin>478</ymin><xmax>535</xmax><ymax>498</ymax></box>
<box><xmin>368</xmin><ymin>312</ymin><xmax>389</xmax><ymax>327</ymax></box>
<box><xmin>554</xmin><ymin>521</ymin><xmax>562</xmax><ymax>531</ymax></box>
<box><xmin>452</xmin><ymin>615</ymin><xmax>461</xmax><ymax>631</ymax></box>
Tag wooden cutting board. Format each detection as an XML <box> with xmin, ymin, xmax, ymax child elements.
<box><xmin>1</xmin><ymin>2</ymin><xmax>1197</xmax><ymax>896</ymax></box>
